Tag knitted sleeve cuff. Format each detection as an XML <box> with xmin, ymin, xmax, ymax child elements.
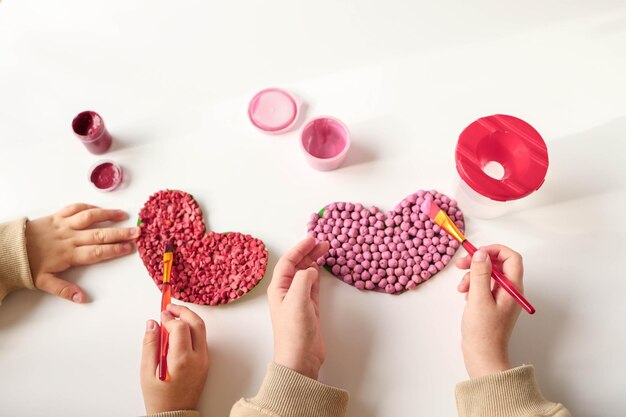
<box><xmin>0</xmin><ymin>218</ymin><xmax>35</xmax><ymax>304</ymax></box>
<box><xmin>142</xmin><ymin>410</ymin><xmax>200</xmax><ymax>417</ymax></box>
<box><xmin>455</xmin><ymin>365</ymin><xmax>569</xmax><ymax>417</ymax></box>
<box><xmin>232</xmin><ymin>362</ymin><xmax>349</xmax><ymax>417</ymax></box>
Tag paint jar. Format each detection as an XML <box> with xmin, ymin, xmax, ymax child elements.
<box><xmin>455</xmin><ymin>114</ymin><xmax>549</xmax><ymax>218</ymax></box>
<box><xmin>88</xmin><ymin>160</ymin><xmax>123</xmax><ymax>192</ymax></box>
<box><xmin>300</xmin><ymin>116</ymin><xmax>351</xmax><ymax>171</ymax></box>
<box><xmin>248</xmin><ymin>88</ymin><xmax>301</xmax><ymax>134</ymax></box>
<box><xmin>72</xmin><ymin>111</ymin><xmax>113</xmax><ymax>154</ymax></box>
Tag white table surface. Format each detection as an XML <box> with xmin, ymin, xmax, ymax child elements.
<box><xmin>2</xmin><ymin>1</ymin><xmax>626</xmax><ymax>416</ymax></box>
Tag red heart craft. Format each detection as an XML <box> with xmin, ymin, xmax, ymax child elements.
<box><xmin>136</xmin><ymin>190</ymin><xmax>268</xmax><ymax>305</ymax></box>
<box><xmin>307</xmin><ymin>190</ymin><xmax>464</xmax><ymax>294</ymax></box>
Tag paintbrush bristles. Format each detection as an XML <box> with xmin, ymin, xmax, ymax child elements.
<box><xmin>420</xmin><ymin>195</ymin><xmax>466</xmax><ymax>243</ymax></box>
<box><xmin>419</xmin><ymin>195</ymin><xmax>441</xmax><ymax>220</ymax></box>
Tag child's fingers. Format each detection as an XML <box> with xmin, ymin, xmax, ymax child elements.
<box><xmin>166</xmin><ymin>304</ymin><xmax>207</xmax><ymax>352</ymax></box>
<box><xmin>141</xmin><ymin>320</ymin><xmax>160</xmax><ymax>378</ymax></box>
<box><xmin>468</xmin><ymin>250</ymin><xmax>495</xmax><ymax>304</ymax></box>
<box><xmin>310</xmin><ymin>263</ymin><xmax>322</xmax><ymax>306</ymax></box>
<box><xmin>457</xmin><ymin>272</ymin><xmax>470</xmax><ymax>293</ymax></box>
<box><xmin>71</xmin><ymin>242</ymin><xmax>134</xmax><ymax>265</ymax></box>
<box><xmin>476</xmin><ymin>246</ymin><xmax>523</xmax><ymax>282</ymax></box>
<box><xmin>455</xmin><ymin>254</ymin><xmax>472</xmax><ymax>270</ymax></box>
<box><xmin>286</xmin><ymin>267</ymin><xmax>318</xmax><ymax>303</ymax></box>
<box><xmin>67</xmin><ymin>208</ymin><xmax>128</xmax><ymax>229</ymax></box>
<box><xmin>34</xmin><ymin>272</ymin><xmax>86</xmax><ymax>303</ymax></box>
<box><xmin>294</xmin><ymin>241</ymin><xmax>330</xmax><ymax>271</ymax></box>
<box><xmin>161</xmin><ymin>310</ymin><xmax>193</xmax><ymax>355</ymax></box>
<box><xmin>478</xmin><ymin>244</ymin><xmax>518</xmax><ymax>262</ymax></box>
<box><xmin>74</xmin><ymin>227</ymin><xmax>140</xmax><ymax>246</ymax></box>
<box><xmin>269</xmin><ymin>238</ymin><xmax>318</xmax><ymax>301</ymax></box>
<box><xmin>58</xmin><ymin>203</ymin><xmax>98</xmax><ymax>218</ymax></box>
<box><xmin>491</xmin><ymin>281</ymin><xmax>503</xmax><ymax>299</ymax></box>
<box><xmin>457</xmin><ymin>250</ymin><xmax>503</xmax><ymax>270</ymax></box>
<box><xmin>277</xmin><ymin>237</ymin><xmax>318</xmax><ymax>271</ymax></box>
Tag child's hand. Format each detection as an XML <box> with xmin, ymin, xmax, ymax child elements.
<box><xmin>268</xmin><ymin>237</ymin><xmax>330</xmax><ymax>380</ymax></box>
<box><xmin>455</xmin><ymin>245</ymin><xmax>524</xmax><ymax>378</ymax></box>
<box><xmin>25</xmin><ymin>203</ymin><xmax>139</xmax><ymax>303</ymax></box>
<box><xmin>141</xmin><ymin>304</ymin><xmax>209</xmax><ymax>414</ymax></box>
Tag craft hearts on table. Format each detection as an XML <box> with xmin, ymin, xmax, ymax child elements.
<box><xmin>307</xmin><ymin>190</ymin><xmax>464</xmax><ymax>295</ymax></box>
<box><xmin>136</xmin><ymin>190</ymin><xmax>268</xmax><ymax>305</ymax></box>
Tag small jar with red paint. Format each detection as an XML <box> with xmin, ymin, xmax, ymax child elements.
<box><xmin>72</xmin><ymin>111</ymin><xmax>113</xmax><ymax>154</ymax></box>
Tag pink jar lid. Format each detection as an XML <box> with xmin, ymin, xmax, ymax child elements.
<box><xmin>248</xmin><ymin>88</ymin><xmax>300</xmax><ymax>134</ymax></box>
<box><xmin>455</xmin><ymin>114</ymin><xmax>549</xmax><ymax>202</ymax></box>
<box><xmin>88</xmin><ymin>160</ymin><xmax>123</xmax><ymax>192</ymax></box>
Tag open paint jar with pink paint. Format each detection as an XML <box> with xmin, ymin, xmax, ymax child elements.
<box><xmin>455</xmin><ymin>114</ymin><xmax>549</xmax><ymax>218</ymax></box>
<box><xmin>72</xmin><ymin>111</ymin><xmax>113</xmax><ymax>154</ymax></box>
<box><xmin>88</xmin><ymin>160</ymin><xmax>123</xmax><ymax>192</ymax></box>
<box><xmin>300</xmin><ymin>117</ymin><xmax>351</xmax><ymax>171</ymax></box>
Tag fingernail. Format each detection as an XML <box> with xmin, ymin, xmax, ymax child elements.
<box><xmin>123</xmin><ymin>243</ymin><xmax>134</xmax><ymax>252</ymax></box>
<box><xmin>72</xmin><ymin>293</ymin><xmax>82</xmax><ymax>303</ymax></box>
<box><xmin>473</xmin><ymin>250</ymin><xmax>487</xmax><ymax>262</ymax></box>
<box><xmin>162</xmin><ymin>310</ymin><xmax>173</xmax><ymax>319</ymax></box>
<box><xmin>130</xmin><ymin>227</ymin><xmax>140</xmax><ymax>237</ymax></box>
<box><xmin>116</xmin><ymin>210</ymin><xmax>128</xmax><ymax>218</ymax></box>
<box><xmin>146</xmin><ymin>320</ymin><xmax>156</xmax><ymax>332</ymax></box>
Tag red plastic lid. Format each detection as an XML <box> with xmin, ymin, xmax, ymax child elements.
<box><xmin>456</xmin><ymin>114</ymin><xmax>549</xmax><ymax>202</ymax></box>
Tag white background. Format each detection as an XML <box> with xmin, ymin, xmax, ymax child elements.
<box><xmin>1</xmin><ymin>1</ymin><xmax>626</xmax><ymax>416</ymax></box>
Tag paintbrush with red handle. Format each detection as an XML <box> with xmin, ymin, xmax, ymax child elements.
<box><xmin>420</xmin><ymin>196</ymin><xmax>535</xmax><ymax>314</ymax></box>
<box><xmin>159</xmin><ymin>241</ymin><xmax>174</xmax><ymax>381</ymax></box>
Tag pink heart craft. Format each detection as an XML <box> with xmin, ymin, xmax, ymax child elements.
<box><xmin>307</xmin><ymin>190</ymin><xmax>464</xmax><ymax>294</ymax></box>
<box><xmin>136</xmin><ymin>190</ymin><xmax>268</xmax><ymax>305</ymax></box>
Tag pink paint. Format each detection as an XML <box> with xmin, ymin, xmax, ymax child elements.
<box><xmin>248</xmin><ymin>88</ymin><xmax>299</xmax><ymax>134</ymax></box>
<box><xmin>89</xmin><ymin>161</ymin><xmax>122</xmax><ymax>191</ymax></box>
<box><xmin>420</xmin><ymin>195</ymin><xmax>432</xmax><ymax>217</ymax></box>
<box><xmin>300</xmin><ymin>117</ymin><xmax>351</xmax><ymax>171</ymax></box>
<box><xmin>72</xmin><ymin>111</ymin><xmax>113</xmax><ymax>154</ymax></box>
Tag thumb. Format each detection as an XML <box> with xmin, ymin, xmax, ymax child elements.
<box><xmin>141</xmin><ymin>320</ymin><xmax>160</xmax><ymax>378</ymax></box>
<box><xmin>287</xmin><ymin>267</ymin><xmax>318</xmax><ymax>302</ymax></box>
<box><xmin>468</xmin><ymin>250</ymin><xmax>495</xmax><ymax>304</ymax></box>
<box><xmin>34</xmin><ymin>273</ymin><xmax>86</xmax><ymax>303</ymax></box>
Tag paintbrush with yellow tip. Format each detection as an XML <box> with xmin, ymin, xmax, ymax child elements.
<box><xmin>420</xmin><ymin>195</ymin><xmax>535</xmax><ymax>314</ymax></box>
<box><xmin>159</xmin><ymin>241</ymin><xmax>174</xmax><ymax>381</ymax></box>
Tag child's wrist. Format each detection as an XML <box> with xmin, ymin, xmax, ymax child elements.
<box><xmin>462</xmin><ymin>338</ymin><xmax>511</xmax><ymax>378</ymax></box>
<box><xmin>274</xmin><ymin>354</ymin><xmax>321</xmax><ymax>380</ymax></box>
<box><xmin>465</xmin><ymin>355</ymin><xmax>511</xmax><ymax>378</ymax></box>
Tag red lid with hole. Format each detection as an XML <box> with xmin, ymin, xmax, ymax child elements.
<box><xmin>455</xmin><ymin>114</ymin><xmax>549</xmax><ymax>202</ymax></box>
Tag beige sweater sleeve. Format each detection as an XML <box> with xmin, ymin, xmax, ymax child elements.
<box><xmin>230</xmin><ymin>362</ymin><xmax>349</xmax><ymax>417</ymax></box>
<box><xmin>143</xmin><ymin>411</ymin><xmax>199</xmax><ymax>417</ymax></box>
<box><xmin>0</xmin><ymin>218</ymin><xmax>35</xmax><ymax>304</ymax></box>
<box><xmin>455</xmin><ymin>365</ymin><xmax>572</xmax><ymax>417</ymax></box>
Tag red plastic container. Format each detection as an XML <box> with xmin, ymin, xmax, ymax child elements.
<box><xmin>455</xmin><ymin>114</ymin><xmax>549</xmax><ymax>217</ymax></box>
